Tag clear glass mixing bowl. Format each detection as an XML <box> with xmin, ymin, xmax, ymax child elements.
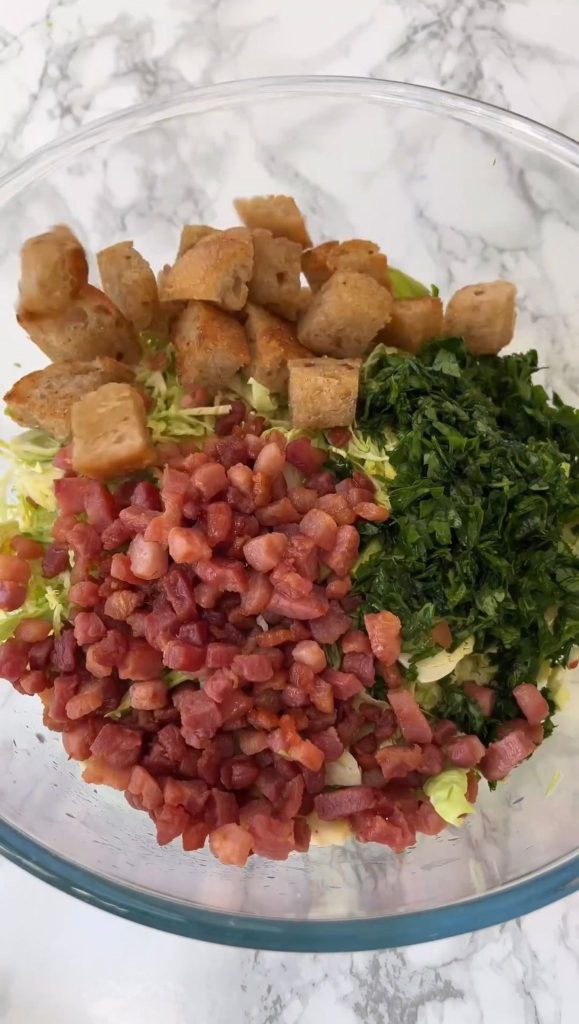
<box><xmin>1</xmin><ymin>76</ymin><xmax>579</xmax><ymax>952</ymax></box>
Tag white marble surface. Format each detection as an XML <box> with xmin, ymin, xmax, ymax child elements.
<box><xmin>1</xmin><ymin>0</ymin><xmax>579</xmax><ymax>1020</ymax></box>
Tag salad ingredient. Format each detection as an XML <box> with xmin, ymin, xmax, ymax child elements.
<box><xmin>288</xmin><ymin>357</ymin><xmax>361</xmax><ymax>430</ymax></box>
<box><xmin>248</xmin><ymin>229</ymin><xmax>302</xmax><ymax>321</ymax></box>
<box><xmin>177</xmin><ymin>225</ymin><xmax>218</xmax><ymax>257</ymax></box>
<box><xmin>18</xmin><ymin>224</ymin><xmax>88</xmax><ymax>315</ymax></box>
<box><xmin>377</xmin><ymin>296</ymin><xmax>443</xmax><ymax>354</ymax></box>
<box><xmin>172</xmin><ymin>300</ymin><xmax>250</xmax><ymax>396</ymax></box>
<box><xmin>4</xmin><ymin>358</ymin><xmax>134</xmax><ymax>440</ymax></box>
<box><xmin>158</xmin><ymin>227</ymin><xmax>254</xmax><ymax>311</ymax></box>
<box><xmin>302</xmin><ymin>239</ymin><xmax>391</xmax><ymax>292</ymax></box>
<box><xmin>97</xmin><ymin>241</ymin><xmax>159</xmax><ymax>332</ymax></box>
<box><xmin>443</xmin><ymin>280</ymin><xmax>516</xmax><ymax>355</ymax></box>
<box><xmin>71</xmin><ymin>382</ymin><xmax>154</xmax><ymax>479</ymax></box>
<box><xmin>297</xmin><ymin>271</ymin><xmax>393</xmax><ymax>358</ymax></box>
<box><xmin>234</xmin><ymin>194</ymin><xmax>312</xmax><ymax>248</ymax></box>
<box><xmin>245</xmin><ymin>304</ymin><xmax>309</xmax><ymax>394</ymax></box>
<box><xmin>423</xmin><ymin>769</ymin><xmax>474</xmax><ymax>826</ymax></box>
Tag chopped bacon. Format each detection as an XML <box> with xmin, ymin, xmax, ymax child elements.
<box><xmin>128</xmin><ymin>534</ymin><xmax>168</xmax><ymax>580</ymax></box>
<box><xmin>322</xmin><ymin>524</ymin><xmax>359</xmax><ymax>576</ymax></box>
<box><xmin>243</xmin><ymin>532</ymin><xmax>287</xmax><ymax>572</ymax></box>
<box><xmin>90</xmin><ymin>723</ymin><xmax>142</xmax><ymax>768</ymax></box>
<box><xmin>375</xmin><ymin>743</ymin><xmax>422</xmax><ymax>781</ymax></box>
<box><xmin>479</xmin><ymin>730</ymin><xmax>536</xmax><ymax>781</ymax></box>
<box><xmin>352</xmin><ymin>808</ymin><xmax>416</xmax><ymax>852</ymax></box>
<box><xmin>248</xmin><ymin>815</ymin><xmax>295</xmax><ymax>860</ymax></box>
<box><xmin>513</xmin><ymin>683</ymin><xmax>550</xmax><ymax>726</ymax></box>
<box><xmin>0</xmin><ymin>581</ymin><xmax>27</xmax><ymax>611</ymax></box>
<box><xmin>323</xmin><ymin>668</ymin><xmax>364</xmax><ymax>700</ymax></box>
<box><xmin>209</xmin><ymin>823</ymin><xmax>253</xmax><ymax>866</ymax></box>
<box><xmin>364</xmin><ymin>611</ymin><xmax>401</xmax><ymax>666</ymax></box>
<box><xmin>444</xmin><ymin>734</ymin><xmax>486</xmax><ymax>768</ymax></box>
<box><xmin>299</xmin><ymin>508</ymin><xmax>338</xmax><ymax>552</ymax></box>
<box><xmin>41</xmin><ymin>544</ymin><xmax>69</xmax><ymax>578</ymax></box>
<box><xmin>285</xmin><ymin>438</ymin><xmax>326</xmax><ymax>476</ymax></box>
<box><xmin>267</xmin><ymin>588</ymin><xmax>329</xmax><ymax>621</ymax></box>
<box><xmin>388</xmin><ymin>689</ymin><xmax>432</xmax><ymax>744</ymax></box>
<box><xmin>314</xmin><ymin>786</ymin><xmax>377</xmax><ymax>820</ymax></box>
<box><xmin>309</xmin><ymin>603</ymin><xmax>351</xmax><ymax>644</ymax></box>
<box><xmin>464</xmin><ymin>682</ymin><xmax>496</xmax><ymax>717</ymax></box>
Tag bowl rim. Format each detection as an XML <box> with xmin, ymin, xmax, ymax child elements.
<box><xmin>1</xmin><ymin>73</ymin><xmax>579</xmax><ymax>951</ymax></box>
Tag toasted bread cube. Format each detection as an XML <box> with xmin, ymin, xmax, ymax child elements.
<box><xmin>248</xmin><ymin>229</ymin><xmax>302</xmax><ymax>321</ymax></box>
<box><xmin>302</xmin><ymin>240</ymin><xmax>391</xmax><ymax>292</ymax></box>
<box><xmin>234</xmin><ymin>195</ymin><xmax>312</xmax><ymax>248</ymax></box>
<box><xmin>288</xmin><ymin>357</ymin><xmax>361</xmax><ymax>429</ymax></box>
<box><xmin>177</xmin><ymin>225</ymin><xmax>219</xmax><ymax>258</ymax></box>
<box><xmin>298</xmin><ymin>271</ymin><xmax>392</xmax><ymax>359</ymax></box>
<box><xmin>173</xmin><ymin>301</ymin><xmax>250</xmax><ymax>396</ymax></box>
<box><xmin>378</xmin><ymin>296</ymin><xmax>443</xmax><ymax>353</ymax></box>
<box><xmin>18</xmin><ymin>285</ymin><xmax>140</xmax><ymax>364</ymax></box>
<box><xmin>97</xmin><ymin>242</ymin><xmax>159</xmax><ymax>332</ymax></box>
<box><xmin>4</xmin><ymin>358</ymin><xmax>134</xmax><ymax>441</ymax></box>
<box><xmin>18</xmin><ymin>225</ymin><xmax>88</xmax><ymax>316</ymax></box>
<box><xmin>71</xmin><ymin>382</ymin><xmax>154</xmax><ymax>480</ymax></box>
<box><xmin>297</xmin><ymin>285</ymin><xmax>312</xmax><ymax>315</ymax></box>
<box><xmin>444</xmin><ymin>281</ymin><xmax>516</xmax><ymax>355</ymax></box>
<box><xmin>245</xmin><ymin>304</ymin><xmax>309</xmax><ymax>395</ymax></box>
<box><xmin>158</xmin><ymin>228</ymin><xmax>254</xmax><ymax>311</ymax></box>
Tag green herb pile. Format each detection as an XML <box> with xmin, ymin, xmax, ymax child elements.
<box><xmin>352</xmin><ymin>339</ymin><xmax>579</xmax><ymax>735</ymax></box>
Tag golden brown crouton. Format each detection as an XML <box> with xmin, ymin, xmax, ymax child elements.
<box><xmin>302</xmin><ymin>240</ymin><xmax>391</xmax><ymax>292</ymax></box>
<box><xmin>444</xmin><ymin>281</ymin><xmax>517</xmax><ymax>355</ymax></box>
<box><xmin>234</xmin><ymin>195</ymin><xmax>312</xmax><ymax>248</ymax></box>
<box><xmin>97</xmin><ymin>241</ymin><xmax>159</xmax><ymax>332</ymax></box>
<box><xmin>71</xmin><ymin>382</ymin><xmax>154</xmax><ymax>480</ymax></box>
<box><xmin>377</xmin><ymin>296</ymin><xmax>443</xmax><ymax>354</ymax></box>
<box><xmin>245</xmin><ymin>304</ymin><xmax>310</xmax><ymax>395</ymax></box>
<box><xmin>297</xmin><ymin>271</ymin><xmax>393</xmax><ymax>359</ymax></box>
<box><xmin>177</xmin><ymin>225</ymin><xmax>219</xmax><ymax>257</ymax></box>
<box><xmin>19</xmin><ymin>225</ymin><xmax>88</xmax><ymax>315</ymax></box>
<box><xmin>248</xmin><ymin>229</ymin><xmax>302</xmax><ymax>321</ymax></box>
<box><xmin>157</xmin><ymin>228</ymin><xmax>254</xmax><ymax>311</ymax></box>
<box><xmin>4</xmin><ymin>358</ymin><xmax>134</xmax><ymax>441</ymax></box>
<box><xmin>296</xmin><ymin>285</ymin><xmax>312</xmax><ymax>315</ymax></box>
<box><xmin>288</xmin><ymin>357</ymin><xmax>361</xmax><ymax>429</ymax></box>
<box><xmin>173</xmin><ymin>301</ymin><xmax>250</xmax><ymax>396</ymax></box>
<box><xmin>18</xmin><ymin>285</ymin><xmax>141</xmax><ymax>365</ymax></box>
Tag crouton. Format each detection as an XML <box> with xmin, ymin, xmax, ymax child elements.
<box><xmin>177</xmin><ymin>225</ymin><xmax>219</xmax><ymax>257</ymax></box>
<box><xmin>97</xmin><ymin>241</ymin><xmax>159</xmax><ymax>332</ymax></box>
<box><xmin>19</xmin><ymin>225</ymin><xmax>88</xmax><ymax>315</ymax></box>
<box><xmin>234</xmin><ymin>195</ymin><xmax>312</xmax><ymax>248</ymax></box>
<box><xmin>157</xmin><ymin>228</ymin><xmax>254</xmax><ymax>311</ymax></box>
<box><xmin>297</xmin><ymin>271</ymin><xmax>393</xmax><ymax>359</ymax></box>
<box><xmin>444</xmin><ymin>281</ymin><xmax>517</xmax><ymax>355</ymax></box>
<box><xmin>288</xmin><ymin>357</ymin><xmax>361</xmax><ymax>429</ymax></box>
<box><xmin>71</xmin><ymin>382</ymin><xmax>154</xmax><ymax>480</ymax></box>
<box><xmin>18</xmin><ymin>285</ymin><xmax>141</xmax><ymax>364</ymax></box>
<box><xmin>4</xmin><ymin>358</ymin><xmax>134</xmax><ymax>441</ymax></box>
<box><xmin>173</xmin><ymin>301</ymin><xmax>250</xmax><ymax>396</ymax></box>
<box><xmin>245</xmin><ymin>304</ymin><xmax>309</xmax><ymax>395</ymax></box>
<box><xmin>297</xmin><ymin>286</ymin><xmax>312</xmax><ymax>315</ymax></box>
<box><xmin>248</xmin><ymin>229</ymin><xmax>302</xmax><ymax>321</ymax></box>
<box><xmin>302</xmin><ymin>240</ymin><xmax>391</xmax><ymax>292</ymax></box>
<box><xmin>377</xmin><ymin>296</ymin><xmax>443</xmax><ymax>354</ymax></box>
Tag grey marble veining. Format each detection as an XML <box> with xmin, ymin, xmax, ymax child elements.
<box><xmin>1</xmin><ymin>1</ymin><xmax>579</xmax><ymax>1021</ymax></box>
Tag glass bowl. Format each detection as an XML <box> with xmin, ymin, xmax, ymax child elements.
<box><xmin>1</xmin><ymin>76</ymin><xmax>579</xmax><ymax>952</ymax></box>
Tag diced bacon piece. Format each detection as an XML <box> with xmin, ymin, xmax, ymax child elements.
<box><xmin>119</xmin><ymin>638</ymin><xmax>163</xmax><ymax>680</ymax></box>
<box><xmin>103</xmin><ymin>590</ymin><xmax>143</xmax><ymax>622</ymax></box>
<box><xmin>342</xmin><ymin>652</ymin><xmax>375</xmax><ymax>688</ymax></box>
<box><xmin>82</xmin><ymin>756</ymin><xmax>131</xmax><ymax>790</ymax></box>
<box><xmin>352</xmin><ymin>808</ymin><xmax>416</xmax><ymax>852</ymax></box>
<box><xmin>232</xmin><ymin>654</ymin><xmax>274</xmax><ymax>683</ymax></box>
<box><xmin>364</xmin><ymin>610</ymin><xmax>401</xmax><ymax>666</ymax></box>
<box><xmin>128</xmin><ymin>534</ymin><xmax>168</xmax><ymax>580</ymax></box>
<box><xmin>292</xmin><ymin>640</ymin><xmax>327</xmax><ymax>673</ymax></box>
<box><xmin>289</xmin><ymin>487</ymin><xmax>318</xmax><ymax>514</ymax></box>
<box><xmin>68</xmin><ymin>522</ymin><xmax>102</xmax><ymax>565</ymax></box>
<box><xmin>322</xmin><ymin>524</ymin><xmax>359</xmax><ymax>576</ymax></box>
<box><xmin>323</xmin><ymin>668</ymin><xmax>364</xmax><ymax>700</ymax></box>
<box><xmin>190</xmin><ymin>461</ymin><xmax>227</xmax><ymax>501</ymax></box>
<box><xmin>310</xmin><ymin>726</ymin><xmax>344</xmax><ymax>762</ymax></box>
<box><xmin>411</xmin><ymin>800</ymin><xmax>447</xmax><ymax>837</ymax></box>
<box><xmin>10</xmin><ymin>536</ymin><xmax>43</xmax><ymax>560</ymax></box>
<box><xmin>243</xmin><ymin>532</ymin><xmax>287</xmax><ymax>572</ymax></box>
<box><xmin>205</xmin><ymin>788</ymin><xmax>239</xmax><ymax>829</ymax></box>
<box><xmin>174</xmin><ymin>687</ymin><xmax>222</xmax><ymax>746</ymax></box>
<box><xmin>73</xmin><ymin>611</ymin><xmax>106</xmax><ymax>645</ymax></box>
<box><xmin>309</xmin><ymin>676</ymin><xmax>335</xmax><ymax>714</ymax></box>
<box><xmin>497</xmin><ymin>718</ymin><xmax>544</xmax><ymax>746</ymax></box>
<box><xmin>144</xmin><ymin>602</ymin><xmax>180</xmax><ymax>650</ymax></box>
<box><xmin>15</xmin><ymin>617</ymin><xmax>51</xmax><ymax>644</ymax></box>
<box><xmin>267</xmin><ymin>588</ymin><xmax>329</xmax><ymax>621</ymax></box>
<box><xmin>209</xmin><ymin>823</ymin><xmax>253</xmax><ymax>866</ymax></box>
<box><xmin>444</xmin><ymin>734</ymin><xmax>486</xmax><ymax>768</ymax></box>
<box><xmin>418</xmin><ymin>743</ymin><xmax>445</xmax><ymax>777</ymax></box>
<box><xmin>480</xmin><ymin>730</ymin><xmax>535</xmax><ymax>781</ymax></box>
<box><xmin>182</xmin><ymin>821</ymin><xmax>210</xmax><ymax>851</ymax></box>
<box><xmin>162</xmin><ymin>639</ymin><xmax>206</xmax><ymax>672</ymax></box>
<box><xmin>0</xmin><ymin>581</ymin><xmax>27</xmax><ymax>611</ymax></box>
<box><xmin>305</xmin><ymin>471</ymin><xmax>335</xmax><ymax>495</ymax></box>
<box><xmin>388</xmin><ymin>689</ymin><xmax>432</xmax><ymax>744</ymax></box>
<box><xmin>240</xmin><ymin>571</ymin><xmax>273</xmax><ymax>615</ymax></box>
<box><xmin>286</xmin><ymin>534</ymin><xmax>318</xmax><ymax>580</ymax></box>
<box><xmin>255</xmin><ymin>498</ymin><xmax>300</xmax><ymax>527</ymax></box>
<box><xmin>62</xmin><ymin>719</ymin><xmax>101</xmax><ymax>760</ymax></box>
<box><xmin>431</xmin><ymin>620</ymin><xmax>453</xmax><ymax>649</ymax></box>
<box><xmin>254</xmin><ymin>442</ymin><xmax>286</xmax><ymax>478</ymax></box>
<box><xmin>432</xmin><ymin>719</ymin><xmax>458</xmax><ymax>746</ymax></box>
<box><xmin>69</xmin><ymin>580</ymin><xmax>100</xmax><ymax>607</ymax></box>
<box><xmin>285</xmin><ymin>437</ymin><xmax>326</xmax><ymax>475</ymax></box>
<box><xmin>127</xmin><ymin>765</ymin><xmax>163</xmax><ymax>811</ymax></box>
<box><xmin>248</xmin><ymin>815</ymin><xmax>295</xmax><ymax>860</ymax></box>
<box><xmin>375</xmin><ymin>744</ymin><xmax>422</xmax><ymax>781</ymax></box>
<box><xmin>220</xmin><ymin>689</ymin><xmax>253</xmax><ymax>723</ymax></box>
<box><xmin>326</xmin><ymin>578</ymin><xmax>352</xmax><ymax>602</ymax></box>
<box><xmin>309</xmin><ymin>603</ymin><xmax>351</xmax><ymax>644</ymax></box>
<box><xmin>178</xmin><ymin>620</ymin><xmax>209</xmax><ymax>646</ymax></box>
<box><xmin>110</xmin><ymin>553</ymin><xmax>141</xmax><ymax>585</ymax></box>
<box><xmin>118</xmin><ymin>505</ymin><xmax>157</xmax><ymax>534</ymax></box>
<box><xmin>0</xmin><ymin>554</ymin><xmax>31</xmax><ymax>584</ymax></box>
<box><xmin>129</xmin><ymin>679</ymin><xmax>168</xmax><ymax>710</ymax></box>
<box><xmin>83</xmin><ymin>481</ymin><xmax>116</xmax><ymax>531</ymax></box>
<box><xmin>168</xmin><ymin>526</ymin><xmax>211</xmax><ymax>564</ymax></box>
<box><xmin>101</xmin><ymin>517</ymin><xmax>132</xmax><ymax>550</ymax></box>
<box><xmin>205</xmin><ymin>643</ymin><xmax>241</xmax><ymax>669</ymax></box>
<box><xmin>238</xmin><ymin>729</ymin><xmax>270</xmax><ymax>755</ymax></box>
<box><xmin>227</xmin><ymin>463</ymin><xmax>253</xmax><ymax>495</ymax></box>
<box><xmin>220</xmin><ymin>756</ymin><xmax>260</xmax><ymax>790</ymax></box>
<box><xmin>51</xmin><ymin>630</ymin><xmax>78</xmax><ymax>673</ymax></box>
<box><xmin>513</xmin><ymin>683</ymin><xmax>550</xmax><ymax>725</ymax></box>
<box><xmin>316</xmin><ymin>493</ymin><xmax>356</xmax><ymax>525</ymax></box>
<box><xmin>66</xmin><ymin>682</ymin><xmax>105</xmax><ymax>720</ymax></box>
<box><xmin>195</xmin><ymin>558</ymin><xmax>249</xmax><ymax>594</ymax></box>
<box><xmin>164</xmin><ymin>778</ymin><xmax>209</xmax><ymax>816</ymax></box>
<box><xmin>205</xmin><ymin>502</ymin><xmax>233</xmax><ymax>546</ymax></box>
<box><xmin>342</xmin><ymin>630</ymin><xmax>371</xmax><ymax>654</ymax></box>
<box><xmin>154</xmin><ymin>804</ymin><xmax>191</xmax><ymax>845</ymax></box>
<box><xmin>41</xmin><ymin>544</ymin><xmax>69</xmax><ymax>579</ymax></box>
<box><xmin>270</xmin><ymin>562</ymin><xmax>312</xmax><ymax>599</ymax></box>
<box><xmin>194</xmin><ymin>582</ymin><xmax>219</xmax><ymax>609</ymax></box>
<box><xmin>54</xmin><ymin>477</ymin><xmax>89</xmax><ymax>514</ymax></box>
<box><xmin>314</xmin><ymin>786</ymin><xmax>377</xmax><ymax>820</ymax></box>
<box><xmin>90</xmin><ymin>723</ymin><xmax>142</xmax><ymax>768</ymax></box>
<box><xmin>203</xmin><ymin>669</ymin><xmax>236</xmax><ymax>703</ymax></box>
<box><xmin>28</xmin><ymin>637</ymin><xmax>53</xmax><ymax>670</ymax></box>
<box><xmin>299</xmin><ymin>508</ymin><xmax>338</xmax><ymax>552</ymax></box>
<box><xmin>354</xmin><ymin>502</ymin><xmax>389</xmax><ymax>522</ymax></box>
<box><xmin>0</xmin><ymin>639</ymin><xmax>30</xmax><ymax>682</ymax></box>
<box><xmin>464</xmin><ymin>682</ymin><xmax>496</xmax><ymax>717</ymax></box>
<box><xmin>161</xmin><ymin>565</ymin><xmax>197</xmax><ymax>620</ymax></box>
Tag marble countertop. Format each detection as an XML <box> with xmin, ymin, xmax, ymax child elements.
<box><xmin>1</xmin><ymin>0</ymin><xmax>579</xmax><ymax>1020</ymax></box>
